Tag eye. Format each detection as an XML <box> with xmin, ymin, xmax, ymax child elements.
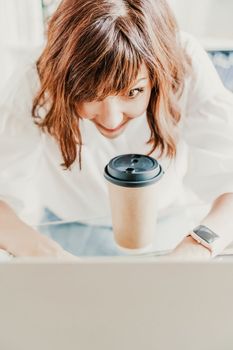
<box><xmin>128</xmin><ymin>87</ymin><xmax>145</xmax><ymax>99</ymax></box>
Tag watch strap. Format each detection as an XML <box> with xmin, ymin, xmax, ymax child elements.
<box><xmin>190</xmin><ymin>224</ymin><xmax>220</xmax><ymax>256</ymax></box>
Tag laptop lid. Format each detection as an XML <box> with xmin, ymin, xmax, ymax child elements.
<box><xmin>0</xmin><ymin>258</ymin><xmax>232</xmax><ymax>350</ymax></box>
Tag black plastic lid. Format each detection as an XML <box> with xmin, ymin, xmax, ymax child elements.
<box><xmin>104</xmin><ymin>154</ymin><xmax>164</xmax><ymax>188</ymax></box>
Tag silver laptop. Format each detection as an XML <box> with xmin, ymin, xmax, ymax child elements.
<box><xmin>0</xmin><ymin>257</ymin><xmax>233</xmax><ymax>350</ymax></box>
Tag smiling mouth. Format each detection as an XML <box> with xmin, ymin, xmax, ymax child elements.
<box><xmin>95</xmin><ymin>121</ymin><xmax>128</xmax><ymax>133</ymax></box>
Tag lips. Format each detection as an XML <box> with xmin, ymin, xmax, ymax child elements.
<box><xmin>95</xmin><ymin>121</ymin><xmax>128</xmax><ymax>133</ymax></box>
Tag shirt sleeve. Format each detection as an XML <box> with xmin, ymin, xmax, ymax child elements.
<box><xmin>0</xmin><ymin>64</ymin><xmax>41</xmax><ymax>215</ymax></box>
<box><xmin>180</xmin><ymin>33</ymin><xmax>233</xmax><ymax>204</ymax></box>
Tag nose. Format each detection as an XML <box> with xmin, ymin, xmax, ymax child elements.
<box><xmin>97</xmin><ymin>97</ymin><xmax>123</xmax><ymax>129</ymax></box>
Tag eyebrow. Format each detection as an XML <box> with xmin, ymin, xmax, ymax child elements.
<box><xmin>134</xmin><ymin>77</ymin><xmax>147</xmax><ymax>84</ymax></box>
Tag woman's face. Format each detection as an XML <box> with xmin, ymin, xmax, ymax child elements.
<box><xmin>78</xmin><ymin>64</ymin><xmax>152</xmax><ymax>139</ymax></box>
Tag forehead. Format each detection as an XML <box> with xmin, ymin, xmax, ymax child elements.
<box><xmin>134</xmin><ymin>63</ymin><xmax>149</xmax><ymax>82</ymax></box>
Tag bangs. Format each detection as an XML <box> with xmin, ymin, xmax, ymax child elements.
<box><xmin>72</xmin><ymin>30</ymin><xmax>144</xmax><ymax>102</ymax></box>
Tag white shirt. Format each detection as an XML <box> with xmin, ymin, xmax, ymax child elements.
<box><xmin>1</xmin><ymin>32</ymin><xmax>233</xmax><ymax>249</ymax></box>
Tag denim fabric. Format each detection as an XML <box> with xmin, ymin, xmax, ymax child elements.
<box><xmin>209</xmin><ymin>51</ymin><xmax>233</xmax><ymax>92</ymax></box>
<box><xmin>38</xmin><ymin>209</ymin><xmax>127</xmax><ymax>257</ymax></box>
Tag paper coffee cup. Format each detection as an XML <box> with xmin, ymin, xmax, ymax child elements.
<box><xmin>104</xmin><ymin>154</ymin><xmax>164</xmax><ymax>252</ymax></box>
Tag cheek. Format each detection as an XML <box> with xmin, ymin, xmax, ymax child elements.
<box><xmin>77</xmin><ymin>103</ymin><xmax>97</xmax><ymax>120</ymax></box>
<box><xmin>125</xmin><ymin>90</ymin><xmax>151</xmax><ymax>118</ymax></box>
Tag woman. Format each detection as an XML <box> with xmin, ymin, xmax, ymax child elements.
<box><xmin>0</xmin><ymin>0</ymin><xmax>233</xmax><ymax>259</ymax></box>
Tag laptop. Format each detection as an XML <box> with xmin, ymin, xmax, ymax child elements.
<box><xmin>0</xmin><ymin>257</ymin><xmax>233</xmax><ymax>350</ymax></box>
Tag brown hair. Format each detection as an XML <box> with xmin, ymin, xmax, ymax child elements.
<box><xmin>32</xmin><ymin>0</ymin><xmax>191</xmax><ymax>170</ymax></box>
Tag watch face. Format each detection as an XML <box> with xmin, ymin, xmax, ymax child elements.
<box><xmin>193</xmin><ymin>225</ymin><xmax>219</xmax><ymax>244</ymax></box>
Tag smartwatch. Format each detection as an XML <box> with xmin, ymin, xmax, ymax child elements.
<box><xmin>189</xmin><ymin>224</ymin><xmax>220</xmax><ymax>255</ymax></box>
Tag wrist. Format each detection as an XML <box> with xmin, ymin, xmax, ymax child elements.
<box><xmin>0</xmin><ymin>203</ymin><xmax>65</xmax><ymax>257</ymax></box>
<box><xmin>189</xmin><ymin>223</ymin><xmax>227</xmax><ymax>257</ymax></box>
<box><xmin>169</xmin><ymin>235</ymin><xmax>211</xmax><ymax>260</ymax></box>
<box><xmin>186</xmin><ymin>235</ymin><xmax>211</xmax><ymax>256</ymax></box>
<box><xmin>2</xmin><ymin>224</ymin><xmax>38</xmax><ymax>257</ymax></box>
<box><xmin>0</xmin><ymin>201</ymin><xmax>25</xmax><ymax>251</ymax></box>
<box><xmin>1</xmin><ymin>222</ymin><xmax>61</xmax><ymax>257</ymax></box>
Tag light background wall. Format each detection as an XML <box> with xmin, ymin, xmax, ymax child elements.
<box><xmin>168</xmin><ymin>0</ymin><xmax>233</xmax><ymax>50</ymax></box>
<box><xmin>0</xmin><ymin>0</ymin><xmax>44</xmax><ymax>90</ymax></box>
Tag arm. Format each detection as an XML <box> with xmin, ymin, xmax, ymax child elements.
<box><xmin>0</xmin><ymin>66</ymin><xmax>77</xmax><ymax>260</ymax></box>
<box><xmin>170</xmin><ymin>192</ymin><xmax>233</xmax><ymax>259</ymax></box>
<box><xmin>173</xmin><ymin>34</ymin><xmax>233</xmax><ymax>260</ymax></box>
<box><xmin>0</xmin><ymin>200</ymin><xmax>77</xmax><ymax>259</ymax></box>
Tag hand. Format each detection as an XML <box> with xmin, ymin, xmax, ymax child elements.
<box><xmin>6</xmin><ymin>226</ymin><xmax>79</xmax><ymax>260</ymax></box>
<box><xmin>165</xmin><ymin>235</ymin><xmax>211</xmax><ymax>261</ymax></box>
<box><xmin>27</xmin><ymin>233</ymin><xmax>79</xmax><ymax>260</ymax></box>
<box><xmin>0</xmin><ymin>201</ymin><xmax>79</xmax><ymax>260</ymax></box>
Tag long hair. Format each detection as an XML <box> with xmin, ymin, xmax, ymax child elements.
<box><xmin>32</xmin><ymin>0</ymin><xmax>191</xmax><ymax>170</ymax></box>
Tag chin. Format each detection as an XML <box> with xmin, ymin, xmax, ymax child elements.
<box><xmin>97</xmin><ymin>124</ymin><xmax>127</xmax><ymax>139</ymax></box>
